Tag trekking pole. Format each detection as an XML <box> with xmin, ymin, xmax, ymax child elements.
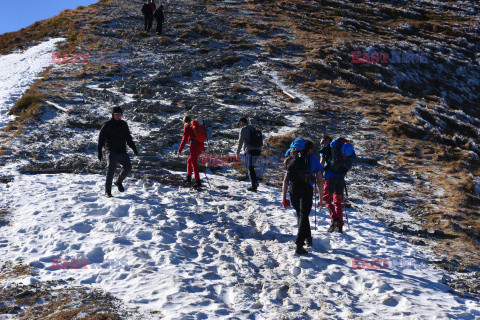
<box><xmin>203</xmin><ymin>159</ymin><xmax>211</xmax><ymax>189</ymax></box>
<box><xmin>314</xmin><ymin>179</ymin><xmax>317</xmax><ymax>231</ymax></box>
<box><xmin>202</xmin><ymin>120</ymin><xmax>211</xmax><ymax>189</ymax></box>
<box><xmin>344</xmin><ymin>184</ymin><xmax>350</xmax><ymax>230</ymax></box>
<box><xmin>192</xmin><ymin>138</ymin><xmax>210</xmax><ymax>189</ymax></box>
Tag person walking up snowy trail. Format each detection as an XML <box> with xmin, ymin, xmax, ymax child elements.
<box><xmin>98</xmin><ymin>107</ymin><xmax>138</xmax><ymax>197</ymax></box>
<box><xmin>177</xmin><ymin>115</ymin><xmax>205</xmax><ymax>190</ymax></box>
<box><xmin>236</xmin><ymin>117</ymin><xmax>263</xmax><ymax>192</ymax></box>
<box><xmin>282</xmin><ymin>138</ymin><xmax>324</xmax><ymax>255</ymax></box>
<box><xmin>319</xmin><ymin>135</ymin><xmax>356</xmax><ymax>233</ymax></box>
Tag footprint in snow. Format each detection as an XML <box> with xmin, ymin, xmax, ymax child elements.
<box><xmin>382</xmin><ymin>295</ymin><xmax>400</xmax><ymax>307</ymax></box>
<box><xmin>113</xmin><ymin>237</ymin><xmax>133</xmax><ymax>245</ymax></box>
<box><xmin>110</xmin><ymin>205</ymin><xmax>130</xmax><ymax>217</ymax></box>
<box><xmin>86</xmin><ymin>247</ymin><xmax>105</xmax><ymax>264</ymax></box>
<box><xmin>71</xmin><ymin>222</ymin><xmax>93</xmax><ymax>233</ymax></box>
<box><xmin>136</xmin><ymin>230</ymin><xmax>153</xmax><ymax>241</ymax></box>
<box><xmin>53</xmin><ymin>241</ymin><xmax>69</xmax><ymax>251</ymax></box>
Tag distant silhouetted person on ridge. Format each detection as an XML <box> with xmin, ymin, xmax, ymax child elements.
<box><xmin>141</xmin><ymin>0</ymin><xmax>154</xmax><ymax>32</ymax></box>
<box><xmin>154</xmin><ymin>3</ymin><xmax>165</xmax><ymax>35</ymax></box>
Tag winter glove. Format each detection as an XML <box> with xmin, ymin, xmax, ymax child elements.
<box><xmin>282</xmin><ymin>199</ymin><xmax>290</xmax><ymax>209</ymax></box>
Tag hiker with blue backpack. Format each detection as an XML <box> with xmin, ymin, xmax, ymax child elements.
<box><xmin>319</xmin><ymin>135</ymin><xmax>356</xmax><ymax>233</ymax></box>
<box><xmin>282</xmin><ymin>138</ymin><xmax>324</xmax><ymax>254</ymax></box>
<box><xmin>236</xmin><ymin>117</ymin><xmax>263</xmax><ymax>192</ymax></box>
<box><xmin>178</xmin><ymin>116</ymin><xmax>207</xmax><ymax>190</ymax></box>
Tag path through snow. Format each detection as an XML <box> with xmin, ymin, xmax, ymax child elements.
<box><xmin>0</xmin><ymin>38</ymin><xmax>64</xmax><ymax>128</ymax></box>
<box><xmin>1</xmin><ymin>164</ymin><xmax>479</xmax><ymax>319</ymax></box>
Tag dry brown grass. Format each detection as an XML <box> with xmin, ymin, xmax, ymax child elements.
<box><xmin>231</xmin><ymin>84</ymin><xmax>252</xmax><ymax>94</ymax></box>
<box><xmin>0</xmin><ymin>262</ymin><xmax>32</xmax><ymax>280</ymax></box>
<box><xmin>10</xmin><ymin>287</ymin><xmax>121</xmax><ymax>320</ymax></box>
<box><xmin>0</xmin><ymin>0</ymin><xmax>116</xmax><ymax>56</ymax></box>
<box><xmin>263</xmin><ymin>133</ymin><xmax>294</xmax><ymax>156</ymax></box>
<box><xmin>8</xmin><ymin>94</ymin><xmax>44</xmax><ymax>118</ymax></box>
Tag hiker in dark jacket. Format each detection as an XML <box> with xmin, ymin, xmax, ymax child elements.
<box><xmin>150</xmin><ymin>1</ymin><xmax>157</xmax><ymax>14</ymax></box>
<box><xmin>98</xmin><ymin>107</ymin><xmax>138</xmax><ymax>197</ymax></box>
<box><xmin>236</xmin><ymin>117</ymin><xmax>262</xmax><ymax>192</ymax></box>
<box><xmin>154</xmin><ymin>4</ymin><xmax>164</xmax><ymax>35</ymax></box>
<box><xmin>141</xmin><ymin>0</ymin><xmax>154</xmax><ymax>32</ymax></box>
<box><xmin>319</xmin><ymin>135</ymin><xmax>356</xmax><ymax>233</ymax></box>
<box><xmin>178</xmin><ymin>115</ymin><xmax>204</xmax><ymax>189</ymax></box>
<box><xmin>282</xmin><ymin>138</ymin><xmax>324</xmax><ymax>254</ymax></box>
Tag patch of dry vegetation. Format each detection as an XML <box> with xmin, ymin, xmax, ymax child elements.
<box><xmin>0</xmin><ymin>261</ymin><xmax>33</xmax><ymax>280</ymax></box>
<box><xmin>0</xmin><ymin>0</ymin><xmax>118</xmax><ymax>146</ymax></box>
<box><xmin>0</xmin><ymin>278</ymin><xmax>128</xmax><ymax>319</ymax></box>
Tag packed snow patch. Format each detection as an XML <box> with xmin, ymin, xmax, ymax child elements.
<box><xmin>0</xmin><ymin>38</ymin><xmax>65</xmax><ymax>128</ymax></box>
<box><xmin>0</xmin><ymin>168</ymin><xmax>478</xmax><ymax>319</ymax></box>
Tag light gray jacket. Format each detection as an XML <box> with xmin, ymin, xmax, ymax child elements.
<box><xmin>236</xmin><ymin>124</ymin><xmax>261</xmax><ymax>154</ymax></box>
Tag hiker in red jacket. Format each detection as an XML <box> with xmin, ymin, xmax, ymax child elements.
<box><xmin>177</xmin><ymin>116</ymin><xmax>204</xmax><ymax>189</ymax></box>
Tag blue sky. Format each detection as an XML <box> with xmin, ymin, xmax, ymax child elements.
<box><xmin>0</xmin><ymin>0</ymin><xmax>99</xmax><ymax>35</ymax></box>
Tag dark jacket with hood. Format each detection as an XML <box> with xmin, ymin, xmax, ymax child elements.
<box><xmin>142</xmin><ymin>3</ymin><xmax>153</xmax><ymax>18</ymax></box>
<box><xmin>154</xmin><ymin>6</ymin><xmax>164</xmax><ymax>21</ymax></box>
<box><xmin>98</xmin><ymin>111</ymin><xmax>137</xmax><ymax>155</ymax></box>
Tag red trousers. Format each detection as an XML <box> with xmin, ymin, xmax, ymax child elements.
<box><xmin>187</xmin><ymin>142</ymin><xmax>204</xmax><ymax>181</ymax></box>
<box><xmin>323</xmin><ymin>177</ymin><xmax>345</xmax><ymax>227</ymax></box>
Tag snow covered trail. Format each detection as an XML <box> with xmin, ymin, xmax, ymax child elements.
<box><xmin>1</xmin><ymin>167</ymin><xmax>478</xmax><ymax>319</ymax></box>
<box><xmin>0</xmin><ymin>38</ymin><xmax>65</xmax><ymax>128</ymax></box>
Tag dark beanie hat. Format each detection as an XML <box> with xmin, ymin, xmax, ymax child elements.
<box><xmin>112</xmin><ymin>107</ymin><xmax>123</xmax><ymax>114</ymax></box>
<box><xmin>237</xmin><ymin>117</ymin><xmax>248</xmax><ymax>125</ymax></box>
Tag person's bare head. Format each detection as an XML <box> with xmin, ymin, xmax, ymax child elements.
<box><xmin>183</xmin><ymin>115</ymin><xmax>192</xmax><ymax>125</ymax></box>
<box><xmin>320</xmin><ymin>135</ymin><xmax>332</xmax><ymax>147</ymax></box>
<box><xmin>237</xmin><ymin>117</ymin><xmax>248</xmax><ymax>127</ymax></box>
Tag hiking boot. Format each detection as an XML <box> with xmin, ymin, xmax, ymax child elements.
<box><xmin>247</xmin><ymin>185</ymin><xmax>257</xmax><ymax>192</ymax></box>
<box><xmin>295</xmin><ymin>246</ymin><xmax>308</xmax><ymax>255</ymax></box>
<box><xmin>183</xmin><ymin>176</ymin><xmax>192</xmax><ymax>184</ymax></box>
<box><xmin>192</xmin><ymin>180</ymin><xmax>202</xmax><ymax>190</ymax></box>
<box><xmin>105</xmin><ymin>190</ymin><xmax>113</xmax><ymax>198</ymax></box>
<box><xmin>306</xmin><ymin>237</ymin><xmax>313</xmax><ymax>247</ymax></box>
<box><xmin>327</xmin><ymin>220</ymin><xmax>339</xmax><ymax>233</ymax></box>
<box><xmin>335</xmin><ymin>224</ymin><xmax>343</xmax><ymax>234</ymax></box>
<box><xmin>114</xmin><ymin>181</ymin><xmax>125</xmax><ymax>193</ymax></box>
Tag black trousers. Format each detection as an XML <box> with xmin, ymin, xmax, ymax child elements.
<box><xmin>144</xmin><ymin>17</ymin><xmax>153</xmax><ymax>31</ymax></box>
<box><xmin>106</xmin><ymin>151</ymin><xmax>132</xmax><ymax>192</ymax></box>
<box><xmin>155</xmin><ymin>19</ymin><xmax>163</xmax><ymax>34</ymax></box>
<box><xmin>289</xmin><ymin>183</ymin><xmax>313</xmax><ymax>246</ymax></box>
<box><xmin>245</xmin><ymin>149</ymin><xmax>261</xmax><ymax>187</ymax></box>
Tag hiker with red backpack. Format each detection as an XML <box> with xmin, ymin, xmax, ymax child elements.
<box><xmin>319</xmin><ymin>135</ymin><xmax>356</xmax><ymax>233</ymax></box>
<box><xmin>236</xmin><ymin>117</ymin><xmax>263</xmax><ymax>192</ymax></box>
<box><xmin>282</xmin><ymin>138</ymin><xmax>324</xmax><ymax>255</ymax></box>
<box><xmin>178</xmin><ymin>115</ymin><xmax>206</xmax><ymax>190</ymax></box>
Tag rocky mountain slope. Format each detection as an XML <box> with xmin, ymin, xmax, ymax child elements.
<box><xmin>0</xmin><ymin>0</ymin><xmax>479</xmax><ymax>317</ymax></box>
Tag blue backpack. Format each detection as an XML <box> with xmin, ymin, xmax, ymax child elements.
<box><xmin>326</xmin><ymin>138</ymin><xmax>354</xmax><ymax>175</ymax></box>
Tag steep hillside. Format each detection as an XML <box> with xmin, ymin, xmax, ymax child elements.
<box><xmin>0</xmin><ymin>0</ymin><xmax>479</xmax><ymax>317</ymax></box>
<box><xmin>211</xmin><ymin>0</ymin><xmax>480</xmax><ymax>278</ymax></box>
